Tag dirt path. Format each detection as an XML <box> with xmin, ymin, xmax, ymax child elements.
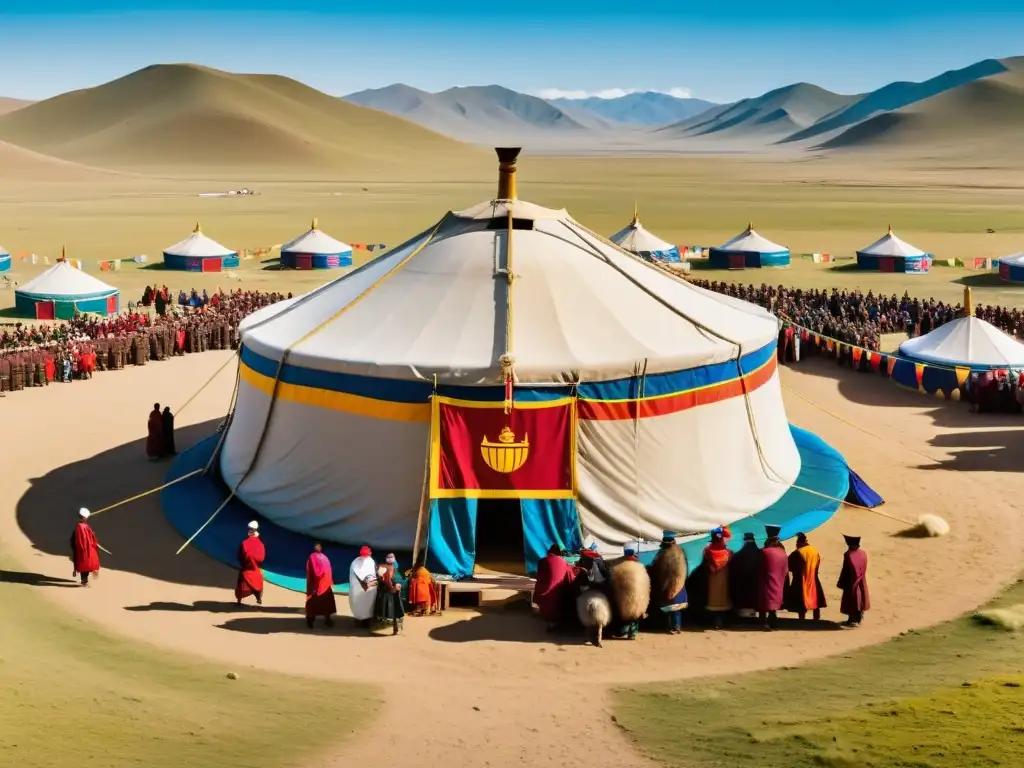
<box><xmin>4</xmin><ymin>351</ymin><xmax>1024</xmax><ymax>767</ymax></box>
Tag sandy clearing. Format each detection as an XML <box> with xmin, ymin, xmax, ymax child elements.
<box><xmin>3</xmin><ymin>352</ymin><xmax>1024</xmax><ymax>767</ymax></box>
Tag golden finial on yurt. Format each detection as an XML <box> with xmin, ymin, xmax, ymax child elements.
<box><xmin>59</xmin><ymin>244</ymin><xmax>66</xmax><ymax>262</ymax></box>
<box><xmin>632</xmin><ymin>200</ymin><xmax>640</xmax><ymax>225</ymax></box>
<box><xmin>747</xmin><ymin>221</ymin><xmax>754</xmax><ymax>232</ymax></box>
<box><xmin>311</xmin><ymin>217</ymin><xmax>318</xmax><ymax>231</ymax></box>
<box><xmin>194</xmin><ymin>222</ymin><xmax>202</xmax><ymax>234</ymax></box>
<box><xmin>888</xmin><ymin>223</ymin><xmax>893</xmax><ymax>234</ymax></box>
<box><xmin>963</xmin><ymin>286</ymin><xmax>973</xmax><ymax>316</ymax></box>
<box><xmin>495</xmin><ymin>147</ymin><xmax>522</xmax><ymax>201</ymax></box>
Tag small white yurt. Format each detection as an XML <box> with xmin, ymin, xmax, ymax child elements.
<box><xmin>163</xmin><ymin>223</ymin><xmax>238</xmax><ymax>272</ymax></box>
<box><xmin>609</xmin><ymin>204</ymin><xmax>680</xmax><ymax>263</ymax></box>
<box><xmin>709</xmin><ymin>223</ymin><xmax>790</xmax><ymax>269</ymax></box>
<box><xmin>856</xmin><ymin>226</ymin><xmax>931</xmax><ymax>273</ymax></box>
<box><xmin>899</xmin><ymin>289</ymin><xmax>1024</xmax><ymax>370</ymax></box>
<box><xmin>280</xmin><ymin>219</ymin><xmax>353</xmax><ymax>270</ymax></box>
<box><xmin>15</xmin><ymin>252</ymin><xmax>119</xmax><ymax>319</ymax></box>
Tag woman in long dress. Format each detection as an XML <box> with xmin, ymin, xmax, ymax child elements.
<box><xmin>374</xmin><ymin>554</ymin><xmax>405</xmax><ymax>635</ymax></box>
<box><xmin>348</xmin><ymin>546</ymin><xmax>378</xmax><ymax>628</ymax></box>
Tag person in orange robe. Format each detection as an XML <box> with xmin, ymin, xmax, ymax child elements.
<box><xmin>70</xmin><ymin>508</ymin><xmax>101</xmax><ymax>587</ymax></box>
<box><xmin>785</xmin><ymin>532</ymin><xmax>827</xmax><ymax>621</ymax></box>
<box><xmin>305</xmin><ymin>543</ymin><xmax>336</xmax><ymax>628</ymax></box>
<box><xmin>146</xmin><ymin>403</ymin><xmax>164</xmax><ymax>460</ymax></box>
<box><xmin>235</xmin><ymin>521</ymin><xmax>265</xmax><ymax>605</ymax></box>
<box><xmin>407</xmin><ymin>555</ymin><xmax>440</xmax><ymax>617</ymax></box>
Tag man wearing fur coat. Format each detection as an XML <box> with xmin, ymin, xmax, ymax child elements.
<box><xmin>649</xmin><ymin>532</ymin><xmax>689</xmax><ymax>635</ymax></box>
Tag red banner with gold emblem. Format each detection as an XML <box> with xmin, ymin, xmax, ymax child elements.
<box><xmin>429</xmin><ymin>396</ymin><xmax>575</xmax><ymax>499</ymax></box>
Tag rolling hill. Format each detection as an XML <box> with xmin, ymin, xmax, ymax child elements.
<box><xmin>783</xmin><ymin>57</ymin><xmax>1018</xmax><ymax>145</ymax></box>
<box><xmin>0</xmin><ymin>97</ymin><xmax>33</xmax><ymax>116</ymax></box>
<box><xmin>817</xmin><ymin>68</ymin><xmax>1024</xmax><ymax>157</ymax></box>
<box><xmin>344</xmin><ymin>84</ymin><xmax>594</xmax><ymax>141</ymax></box>
<box><xmin>0</xmin><ymin>140</ymin><xmax>126</xmax><ymax>182</ymax></box>
<box><xmin>549</xmin><ymin>91</ymin><xmax>717</xmax><ymax>126</ymax></box>
<box><xmin>0</xmin><ymin>64</ymin><xmax>480</xmax><ymax>174</ymax></box>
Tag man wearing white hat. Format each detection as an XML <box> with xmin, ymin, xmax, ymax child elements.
<box><xmin>235</xmin><ymin>520</ymin><xmax>265</xmax><ymax>605</ymax></box>
<box><xmin>70</xmin><ymin>508</ymin><xmax>101</xmax><ymax>587</ymax></box>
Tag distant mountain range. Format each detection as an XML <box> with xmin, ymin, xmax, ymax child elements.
<box><xmin>347</xmin><ymin>56</ymin><xmax>1024</xmax><ymax>155</ymax></box>
<box><xmin>548</xmin><ymin>92</ymin><xmax>717</xmax><ymax>126</ymax></box>
<box><xmin>656</xmin><ymin>56</ymin><xmax>1024</xmax><ymax>154</ymax></box>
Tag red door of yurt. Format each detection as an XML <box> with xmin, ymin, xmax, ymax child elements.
<box><xmin>294</xmin><ymin>254</ymin><xmax>313</xmax><ymax>270</ymax></box>
<box><xmin>202</xmin><ymin>258</ymin><xmax>222</xmax><ymax>273</ymax></box>
<box><xmin>36</xmin><ymin>301</ymin><xmax>55</xmax><ymax>320</ymax></box>
<box><xmin>1000</xmin><ymin>262</ymin><xmax>1010</xmax><ymax>280</ymax></box>
<box><xmin>728</xmin><ymin>253</ymin><xmax>746</xmax><ymax>270</ymax></box>
<box><xmin>106</xmin><ymin>295</ymin><xmax>117</xmax><ymax>314</ymax></box>
<box><xmin>879</xmin><ymin>257</ymin><xmax>895</xmax><ymax>273</ymax></box>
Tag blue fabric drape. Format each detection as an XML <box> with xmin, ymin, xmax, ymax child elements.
<box><xmin>846</xmin><ymin>469</ymin><xmax>884</xmax><ymax>508</ymax></box>
<box><xmin>519</xmin><ymin>498</ymin><xmax>583</xmax><ymax>575</ymax></box>
<box><xmin>426</xmin><ymin>498</ymin><xmax>477</xmax><ymax>578</ymax></box>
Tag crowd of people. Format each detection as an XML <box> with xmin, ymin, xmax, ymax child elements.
<box><xmin>0</xmin><ymin>286</ymin><xmax>290</xmax><ymax>396</ymax></box>
<box><xmin>691</xmin><ymin>280</ymin><xmax>1024</xmax><ymax>352</ymax></box>
<box><xmin>531</xmin><ymin>527</ymin><xmax>870</xmax><ymax>644</ymax></box>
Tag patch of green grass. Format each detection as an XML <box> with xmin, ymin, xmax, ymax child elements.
<box><xmin>614</xmin><ymin>578</ymin><xmax>1024</xmax><ymax>768</ymax></box>
<box><xmin>0</xmin><ymin>552</ymin><xmax>380</xmax><ymax>768</ymax></box>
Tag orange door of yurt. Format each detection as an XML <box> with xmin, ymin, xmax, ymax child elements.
<box><xmin>36</xmin><ymin>301</ymin><xmax>55</xmax><ymax>320</ymax></box>
<box><xmin>106</xmin><ymin>295</ymin><xmax>117</xmax><ymax>314</ymax></box>
<box><xmin>202</xmin><ymin>258</ymin><xmax>222</xmax><ymax>273</ymax></box>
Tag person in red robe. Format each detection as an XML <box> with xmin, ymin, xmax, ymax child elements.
<box><xmin>146</xmin><ymin>403</ymin><xmax>164</xmax><ymax>460</ymax></box>
<box><xmin>758</xmin><ymin>525</ymin><xmax>789</xmax><ymax>631</ymax></box>
<box><xmin>305</xmin><ymin>543</ymin><xmax>336</xmax><ymax>628</ymax></box>
<box><xmin>532</xmin><ymin>545</ymin><xmax>579</xmax><ymax>631</ymax></box>
<box><xmin>837</xmin><ymin>535</ymin><xmax>870</xmax><ymax>627</ymax></box>
<box><xmin>70</xmin><ymin>508</ymin><xmax>101</xmax><ymax>586</ymax></box>
<box><xmin>235</xmin><ymin>521</ymin><xmax>265</xmax><ymax>605</ymax></box>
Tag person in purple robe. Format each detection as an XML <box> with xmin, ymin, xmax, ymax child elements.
<box><xmin>757</xmin><ymin>525</ymin><xmax>789</xmax><ymax>631</ymax></box>
<box><xmin>837</xmin><ymin>534</ymin><xmax>870</xmax><ymax>627</ymax></box>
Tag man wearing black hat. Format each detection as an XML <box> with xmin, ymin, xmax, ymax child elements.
<box><xmin>728</xmin><ymin>531</ymin><xmax>761</xmax><ymax>618</ymax></box>
<box><xmin>649</xmin><ymin>531</ymin><xmax>688</xmax><ymax>635</ymax></box>
<box><xmin>758</xmin><ymin>525</ymin><xmax>788</xmax><ymax>630</ymax></box>
<box><xmin>837</xmin><ymin>535</ymin><xmax>870</xmax><ymax>627</ymax></box>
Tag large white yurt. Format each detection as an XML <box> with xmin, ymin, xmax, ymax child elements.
<box><xmin>214</xmin><ymin>149</ymin><xmax>846</xmax><ymax>578</ymax></box>
<box><xmin>709</xmin><ymin>224</ymin><xmax>790</xmax><ymax>269</ymax></box>
<box><xmin>280</xmin><ymin>219</ymin><xmax>353</xmax><ymax>269</ymax></box>
<box><xmin>898</xmin><ymin>289</ymin><xmax>1024</xmax><ymax>370</ymax></box>
<box><xmin>856</xmin><ymin>226</ymin><xmax>931</xmax><ymax>273</ymax></box>
<box><xmin>609</xmin><ymin>204</ymin><xmax>680</xmax><ymax>263</ymax></box>
<box><xmin>162</xmin><ymin>223</ymin><xmax>239</xmax><ymax>271</ymax></box>
<box><xmin>15</xmin><ymin>255</ymin><xmax>119</xmax><ymax>319</ymax></box>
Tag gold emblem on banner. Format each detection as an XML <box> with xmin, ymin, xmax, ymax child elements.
<box><xmin>481</xmin><ymin>426</ymin><xmax>529</xmax><ymax>473</ymax></box>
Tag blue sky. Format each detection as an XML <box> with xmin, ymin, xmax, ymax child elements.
<box><xmin>2</xmin><ymin>2</ymin><xmax>1022</xmax><ymax>103</ymax></box>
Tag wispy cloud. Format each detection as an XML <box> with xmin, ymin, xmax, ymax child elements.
<box><xmin>536</xmin><ymin>87</ymin><xmax>693</xmax><ymax>100</ymax></box>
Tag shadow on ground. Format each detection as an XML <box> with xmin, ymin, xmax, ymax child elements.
<box><xmin>786</xmin><ymin>357</ymin><xmax>1024</xmax><ymax>472</ymax></box>
<box><xmin>16</xmin><ymin>417</ymin><xmax>233</xmax><ymax>589</ymax></box>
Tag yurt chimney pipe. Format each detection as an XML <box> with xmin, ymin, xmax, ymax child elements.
<box><xmin>496</xmin><ymin>147</ymin><xmax>521</xmax><ymax>201</ymax></box>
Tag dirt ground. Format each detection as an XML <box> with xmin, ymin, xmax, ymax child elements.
<box><xmin>3</xmin><ymin>349</ymin><xmax>1024</xmax><ymax>766</ymax></box>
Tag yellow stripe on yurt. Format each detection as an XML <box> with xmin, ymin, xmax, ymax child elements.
<box><xmin>239</xmin><ymin>363</ymin><xmax>430</xmax><ymax>423</ymax></box>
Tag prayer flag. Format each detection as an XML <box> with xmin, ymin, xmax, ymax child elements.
<box><xmin>430</xmin><ymin>396</ymin><xmax>574</xmax><ymax>499</ymax></box>
<box><xmin>886</xmin><ymin>356</ymin><xmax>897</xmax><ymax>376</ymax></box>
<box><xmin>851</xmin><ymin>346</ymin><xmax>863</xmax><ymax>365</ymax></box>
<box><xmin>954</xmin><ymin>366</ymin><xmax>971</xmax><ymax>388</ymax></box>
<box><xmin>914</xmin><ymin>363</ymin><xmax>925</xmax><ymax>390</ymax></box>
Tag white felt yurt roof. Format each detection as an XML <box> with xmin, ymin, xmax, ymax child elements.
<box><xmin>899</xmin><ymin>316</ymin><xmax>1024</xmax><ymax>368</ymax></box>
<box><xmin>16</xmin><ymin>259</ymin><xmax>117</xmax><ymax>298</ymax></box>
<box><xmin>280</xmin><ymin>220</ymin><xmax>352</xmax><ymax>255</ymax></box>
<box><xmin>857</xmin><ymin>227</ymin><xmax>927</xmax><ymax>258</ymax></box>
<box><xmin>717</xmin><ymin>225</ymin><xmax>787</xmax><ymax>254</ymax></box>
<box><xmin>0</xmin><ymin>245</ymin><xmax>8</xmax><ymax>257</ymax></box>
<box><xmin>163</xmin><ymin>223</ymin><xmax>235</xmax><ymax>258</ymax></box>
<box><xmin>609</xmin><ymin>209</ymin><xmax>676</xmax><ymax>254</ymax></box>
<box><xmin>240</xmin><ymin>198</ymin><xmax>779</xmax><ymax>385</ymax></box>
<box><xmin>999</xmin><ymin>251</ymin><xmax>1024</xmax><ymax>266</ymax></box>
